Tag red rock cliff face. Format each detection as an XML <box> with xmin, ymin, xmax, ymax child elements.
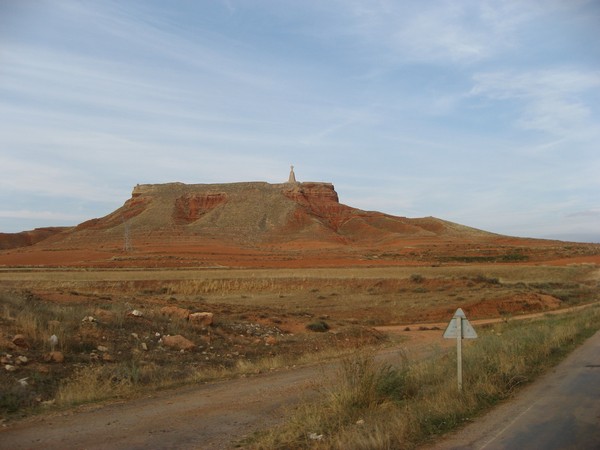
<box><xmin>283</xmin><ymin>183</ymin><xmax>355</xmax><ymax>231</ymax></box>
<box><xmin>283</xmin><ymin>183</ymin><xmax>339</xmax><ymax>204</ymax></box>
<box><xmin>75</xmin><ymin>196</ymin><xmax>150</xmax><ymax>231</ymax></box>
<box><xmin>173</xmin><ymin>193</ymin><xmax>228</xmax><ymax>224</ymax></box>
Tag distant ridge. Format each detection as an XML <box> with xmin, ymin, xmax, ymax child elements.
<box><xmin>0</xmin><ymin>181</ymin><xmax>598</xmax><ymax>268</ymax></box>
<box><xmin>0</xmin><ymin>227</ymin><xmax>69</xmax><ymax>250</ymax></box>
<box><xmin>57</xmin><ymin>181</ymin><xmax>497</xmax><ymax>246</ymax></box>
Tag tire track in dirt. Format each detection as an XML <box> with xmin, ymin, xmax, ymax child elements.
<box><xmin>0</xmin><ymin>363</ymin><xmax>325</xmax><ymax>449</ymax></box>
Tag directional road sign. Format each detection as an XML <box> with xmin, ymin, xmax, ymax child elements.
<box><xmin>443</xmin><ymin>308</ymin><xmax>478</xmax><ymax>339</ymax></box>
<box><xmin>443</xmin><ymin>308</ymin><xmax>477</xmax><ymax>391</ymax></box>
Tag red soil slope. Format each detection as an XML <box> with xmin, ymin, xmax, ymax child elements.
<box><xmin>0</xmin><ymin>182</ymin><xmax>598</xmax><ymax>268</ymax></box>
<box><xmin>0</xmin><ymin>227</ymin><xmax>69</xmax><ymax>250</ymax></box>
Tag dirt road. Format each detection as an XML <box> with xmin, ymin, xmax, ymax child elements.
<box><xmin>1</xmin><ymin>305</ymin><xmax>597</xmax><ymax>450</ymax></box>
<box><xmin>0</xmin><ymin>346</ymin><xmax>420</xmax><ymax>450</ymax></box>
<box><xmin>0</xmin><ymin>363</ymin><xmax>322</xmax><ymax>449</ymax></box>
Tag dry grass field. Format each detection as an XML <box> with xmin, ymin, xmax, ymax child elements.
<box><xmin>1</xmin><ymin>263</ymin><xmax>598</xmax><ymax>422</ymax></box>
<box><xmin>250</xmin><ymin>305</ymin><xmax>600</xmax><ymax>449</ymax></box>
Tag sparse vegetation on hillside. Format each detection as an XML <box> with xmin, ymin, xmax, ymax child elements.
<box><xmin>0</xmin><ymin>289</ymin><xmax>385</xmax><ymax>420</ymax></box>
<box><xmin>0</xmin><ymin>180</ymin><xmax>599</xmax><ymax>268</ymax></box>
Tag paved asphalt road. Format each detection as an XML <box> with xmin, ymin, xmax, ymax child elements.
<box><xmin>425</xmin><ymin>330</ymin><xmax>600</xmax><ymax>450</ymax></box>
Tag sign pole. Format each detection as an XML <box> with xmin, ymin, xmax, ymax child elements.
<box><xmin>443</xmin><ymin>308</ymin><xmax>476</xmax><ymax>393</ymax></box>
<box><xmin>456</xmin><ymin>316</ymin><xmax>462</xmax><ymax>392</ymax></box>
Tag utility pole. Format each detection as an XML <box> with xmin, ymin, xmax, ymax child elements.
<box><xmin>123</xmin><ymin>217</ymin><xmax>132</xmax><ymax>252</ymax></box>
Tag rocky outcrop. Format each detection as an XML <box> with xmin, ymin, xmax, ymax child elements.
<box><xmin>189</xmin><ymin>312</ymin><xmax>214</xmax><ymax>327</ymax></box>
<box><xmin>282</xmin><ymin>182</ymin><xmax>339</xmax><ymax>204</ymax></box>
<box><xmin>173</xmin><ymin>193</ymin><xmax>228</xmax><ymax>224</ymax></box>
<box><xmin>283</xmin><ymin>182</ymin><xmax>354</xmax><ymax>231</ymax></box>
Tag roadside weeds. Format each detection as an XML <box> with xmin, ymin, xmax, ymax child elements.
<box><xmin>247</xmin><ymin>306</ymin><xmax>600</xmax><ymax>449</ymax></box>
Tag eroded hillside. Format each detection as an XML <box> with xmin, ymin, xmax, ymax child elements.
<box><xmin>0</xmin><ymin>181</ymin><xmax>598</xmax><ymax>268</ymax></box>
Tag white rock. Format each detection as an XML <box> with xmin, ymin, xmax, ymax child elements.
<box><xmin>4</xmin><ymin>364</ymin><xmax>16</xmax><ymax>372</ymax></box>
<box><xmin>49</xmin><ymin>334</ymin><xmax>58</xmax><ymax>351</ymax></box>
<box><xmin>189</xmin><ymin>312</ymin><xmax>214</xmax><ymax>327</ymax></box>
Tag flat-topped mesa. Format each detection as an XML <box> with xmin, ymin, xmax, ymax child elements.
<box><xmin>3</xmin><ymin>175</ymin><xmax>576</xmax><ymax>269</ymax></box>
<box><xmin>120</xmin><ymin>181</ymin><xmax>345</xmax><ymax>237</ymax></box>
<box><xmin>3</xmin><ymin>168</ymin><xmax>594</xmax><ymax>267</ymax></box>
<box><xmin>131</xmin><ymin>181</ymin><xmax>339</xmax><ymax>204</ymax></box>
<box><xmin>69</xmin><ymin>179</ymin><xmax>500</xmax><ymax>249</ymax></box>
<box><xmin>130</xmin><ymin>166</ymin><xmax>338</xmax><ymax>206</ymax></box>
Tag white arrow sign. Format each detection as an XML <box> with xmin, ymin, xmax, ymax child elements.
<box><xmin>443</xmin><ymin>308</ymin><xmax>478</xmax><ymax>339</ymax></box>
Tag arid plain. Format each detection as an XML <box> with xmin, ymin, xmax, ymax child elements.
<box><xmin>1</xmin><ymin>181</ymin><xmax>599</xmax><ymax>447</ymax></box>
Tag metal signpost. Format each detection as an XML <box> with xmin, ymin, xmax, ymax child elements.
<box><xmin>443</xmin><ymin>308</ymin><xmax>477</xmax><ymax>391</ymax></box>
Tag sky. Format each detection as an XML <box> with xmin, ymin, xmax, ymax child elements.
<box><xmin>1</xmin><ymin>0</ymin><xmax>599</xmax><ymax>242</ymax></box>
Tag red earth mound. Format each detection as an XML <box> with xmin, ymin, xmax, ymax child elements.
<box><xmin>0</xmin><ymin>227</ymin><xmax>69</xmax><ymax>250</ymax></box>
<box><xmin>0</xmin><ymin>181</ymin><xmax>598</xmax><ymax>268</ymax></box>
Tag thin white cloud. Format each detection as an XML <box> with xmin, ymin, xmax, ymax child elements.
<box><xmin>52</xmin><ymin>1</ymin><xmax>290</xmax><ymax>93</ymax></box>
<box><xmin>567</xmin><ymin>209</ymin><xmax>600</xmax><ymax>219</ymax></box>
<box><xmin>313</xmin><ymin>0</ymin><xmax>581</xmax><ymax>65</ymax></box>
<box><xmin>1</xmin><ymin>0</ymin><xmax>598</xmax><ymax>241</ymax></box>
<box><xmin>470</xmin><ymin>68</ymin><xmax>600</xmax><ymax>136</ymax></box>
<box><xmin>470</xmin><ymin>69</ymin><xmax>600</xmax><ymax>100</ymax></box>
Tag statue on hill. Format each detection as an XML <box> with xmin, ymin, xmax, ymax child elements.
<box><xmin>288</xmin><ymin>165</ymin><xmax>297</xmax><ymax>183</ymax></box>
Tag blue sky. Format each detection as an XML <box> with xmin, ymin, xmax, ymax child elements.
<box><xmin>1</xmin><ymin>0</ymin><xmax>599</xmax><ymax>242</ymax></box>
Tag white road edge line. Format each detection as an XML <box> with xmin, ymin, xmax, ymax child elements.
<box><xmin>478</xmin><ymin>401</ymin><xmax>538</xmax><ymax>450</ymax></box>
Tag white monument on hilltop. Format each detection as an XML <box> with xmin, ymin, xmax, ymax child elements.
<box><xmin>288</xmin><ymin>165</ymin><xmax>297</xmax><ymax>183</ymax></box>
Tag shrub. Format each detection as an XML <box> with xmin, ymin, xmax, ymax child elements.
<box><xmin>306</xmin><ymin>320</ymin><xmax>330</xmax><ymax>332</ymax></box>
<box><xmin>410</xmin><ymin>274</ymin><xmax>424</xmax><ymax>283</ymax></box>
